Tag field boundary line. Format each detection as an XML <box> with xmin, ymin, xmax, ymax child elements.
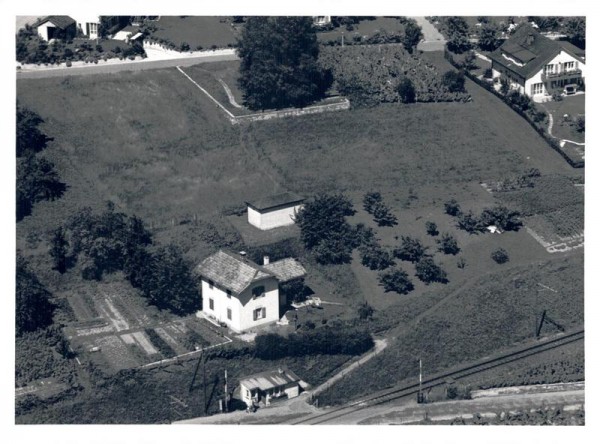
<box><xmin>176</xmin><ymin>66</ymin><xmax>237</xmax><ymax>122</ymax></box>
<box><xmin>140</xmin><ymin>335</ymin><xmax>233</xmax><ymax>369</ymax></box>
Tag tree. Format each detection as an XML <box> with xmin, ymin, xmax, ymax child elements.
<box><xmin>491</xmin><ymin>248</ymin><xmax>509</xmax><ymax>264</ymax></box>
<box><xmin>378</xmin><ymin>268</ymin><xmax>414</xmax><ymax>294</ymax></box>
<box><xmin>445</xmin><ymin>17</ymin><xmax>471</xmax><ymax>53</ymax></box>
<box><xmin>425</xmin><ymin>221</ymin><xmax>439</xmax><ymax>236</ymax></box>
<box><xmin>363</xmin><ymin>191</ymin><xmax>383</xmax><ymax>214</ymax></box>
<box><xmin>415</xmin><ymin>257</ymin><xmax>448</xmax><ymax>284</ymax></box>
<box><xmin>564</xmin><ymin>17</ymin><xmax>585</xmax><ymax>49</ymax></box>
<box><xmin>477</xmin><ymin>22</ymin><xmax>501</xmax><ymax>51</ymax></box>
<box><xmin>49</xmin><ymin>228</ymin><xmax>69</xmax><ymax>273</ymax></box>
<box><xmin>442</xmin><ymin>70</ymin><xmax>466</xmax><ymax>93</ymax></box>
<box><xmin>16</xmin><ymin>255</ymin><xmax>54</xmax><ymax>336</ymax></box>
<box><xmin>394</xmin><ymin>236</ymin><xmax>428</xmax><ymax>263</ymax></box>
<box><xmin>456</xmin><ymin>211</ymin><xmax>483</xmax><ymax>233</ymax></box>
<box><xmin>372</xmin><ymin>203</ymin><xmax>398</xmax><ymax>227</ymax></box>
<box><xmin>402</xmin><ymin>19</ymin><xmax>423</xmax><ymax>53</ymax></box>
<box><xmin>237</xmin><ymin>16</ymin><xmax>331</xmax><ymax>110</ymax></box>
<box><xmin>479</xmin><ymin>206</ymin><xmax>522</xmax><ymax>231</ymax></box>
<box><xmin>17</xmin><ymin>155</ymin><xmax>67</xmax><ymax>221</ymax></box>
<box><xmin>17</xmin><ymin>106</ymin><xmax>51</xmax><ymax>158</ymax></box>
<box><xmin>141</xmin><ymin>246</ymin><xmax>200</xmax><ymax>315</ymax></box>
<box><xmin>295</xmin><ymin>194</ymin><xmax>356</xmax><ymax>264</ymax></box>
<box><xmin>437</xmin><ymin>233</ymin><xmax>460</xmax><ymax>255</ymax></box>
<box><xmin>357</xmin><ymin>302</ymin><xmax>374</xmax><ymax>320</ymax></box>
<box><xmin>397</xmin><ymin>77</ymin><xmax>416</xmax><ymax>103</ymax></box>
<box><xmin>444</xmin><ymin>199</ymin><xmax>461</xmax><ymax>216</ymax></box>
<box><xmin>575</xmin><ymin>116</ymin><xmax>585</xmax><ymax>133</ymax></box>
<box><xmin>360</xmin><ymin>242</ymin><xmax>395</xmax><ymax>271</ymax></box>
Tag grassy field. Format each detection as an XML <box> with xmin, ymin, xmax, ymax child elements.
<box><xmin>148</xmin><ymin>16</ymin><xmax>237</xmax><ymax>49</ymax></box>
<box><xmin>542</xmin><ymin>94</ymin><xmax>585</xmax><ymax>143</ymax></box>
<box><xmin>317</xmin><ymin>253</ymin><xmax>584</xmax><ymax>406</ymax></box>
<box><xmin>16</xmin><ymin>46</ymin><xmax>584</xmax><ymax>420</ymax></box>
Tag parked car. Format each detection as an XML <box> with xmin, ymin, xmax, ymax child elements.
<box><xmin>564</xmin><ymin>84</ymin><xmax>578</xmax><ymax>95</ymax></box>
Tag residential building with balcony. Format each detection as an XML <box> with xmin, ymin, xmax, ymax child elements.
<box><xmin>489</xmin><ymin>24</ymin><xmax>585</xmax><ymax>98</ymax></box>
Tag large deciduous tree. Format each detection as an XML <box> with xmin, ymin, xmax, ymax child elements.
<box><xmin>237</xmin><ymin>16</ymin><xmax>331</xmax><ymax>110</ymax></box>
<box><xmin>17</xmin><ymin>155</ymin><xmax>67</xmax><ymax>221</ymax></box>
<box><xmin>445</xmin><ymin>17</ymin><xmax>471</xmax><ymax>54</ymax></box>
<box><xmin>16</xmin><ymin>255</ymin><xmax>54</xmax><ymax>336</ymax></box>
<box><xmin>17</xmin><ymin>106</ymin><xmax>51</xmax><ymax>158</ymax></box>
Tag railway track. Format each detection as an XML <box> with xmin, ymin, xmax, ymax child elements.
<box><xmin>291</xmin><ymin>329</ymin><xmax>584</xmax><ymax>425</ymax></box>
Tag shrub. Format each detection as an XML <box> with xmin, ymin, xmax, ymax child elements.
<box><xmin>372</xmin><ymin>203</ymin><xmax>398</xmax><ymax>227</ymax></box>
<box><xmin>378</xmin><ymin>268</ymin><xmax>414</xmax><ymax>294</ymax></box>
<box><xmin>394</xmin><ymin>236</ymin><xmax>428</xmax><ymax>263</ymax></box>
<box><xmin>479</xmin><ymin>206</ymin><xmax>522</xmax><ymax>231</ymax></box>
<box><xmin>357</xmin><ymin>302</ymin><xmax>374</xmax><ymax>320</ymax></box>
<box><xmin>457</xmin><ymin>257</ymin><xmax>467</xmax><ymax>269</ymax></box>
<box><xmin>360</xmin><ymin>242</ymin><xmax>395</xmax><ymax>270</ymax></box>
<box><xmin>442</xmin><ymin>70</ymin><xmax>466</xmax><ymax>92</ymax></box>
<box><xmin>491</xmin><ymin>248</ymin><xmax>509</xmax><ymax>264</ymax></box>
<box><xmin>397</xmin><ymin>77</ymin><xmax>416</xmax><ymax>103</ymax></box>
<box><xmin>425</xmin><ymin>221</ymin><xmax>439</xmax><ymax>236</ymax></box>
<box><xmin>483</xmin><ymin>68</ymin><xmax>493</xmax><ymax>79</ymax></box>
<box><xmin>444</xmin><ymin>199</ymin><xmax>461</xmax><ymax>216</ymax></box>
<box><xmin>437</xmin><ymin>233</ymin><xmax>460</xmax><ymax>255</ymax></box>
<box><xmin>363</xmin><ymin>191</ymin><xmax>383</xmax><ymax>214</ymax></box>
<box><xmin>575</xmin><ymin>116</ymin><xmax>585</xmax><ymax>133</ymax></box>
<box><xmin>180</xmin><ymin>42</ymin><xmax>190</xmax><ymax>52</ymax></box>
<box><xmin>456</xmin><ymin>211</ymin><xmax>483</xmax><ymax>233</ymax></box>
<box><xmin>415</xmin><ymin>257</ymin><xmax>448</xmax><ymax>284</ymax></box>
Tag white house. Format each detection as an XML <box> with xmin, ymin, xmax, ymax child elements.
<box><xmin>246</xmin><ymin>192</ymin><xmax>304</xmax><ymax>230</ymax></box>
<box><xmin>35</xmin><ymin>16</ymin><xmax>77</xmax><ymax>41</ymax></box>
<box><xmin>239</xmin><ymin>367</ymin><xmax>302</xmax><ymax>408</ymax></box>
<box><xmin>195</xmin><ymin>250</ymin><xmax>306</xmax><ymax>333</ymax></box>
<box><xmin>489</xmin><ymin>24</ymin><xmax>585</xmax><ymax>99</ymax></box>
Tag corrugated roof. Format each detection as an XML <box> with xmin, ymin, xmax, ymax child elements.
<box><xmin>195</xmin><ymin>250</ymin><xmax>273</xmax><ymax>294</ymax></box>
<box><xmin>489</xmin><ymin>24</ymin><xmax>585</xmax><ymax>79</ymax></box>
<box><xmin>263</xmin><ymin>258</ymin><xmax>306</xmax><ymax>283</ymax></box>
<box><xmin>37</xmin><ymin>15</ymin><xmax>76</xmax><ymax>30</ymax></box>
<box><xmin>246</xmin><ymin>192</ymin><xmax>304</xmax><ymax>212</ymax></box>
<box><xmin>239</xmin><ymin>367</ymin><xmax>301</xmax><ymax>391</ymax></box>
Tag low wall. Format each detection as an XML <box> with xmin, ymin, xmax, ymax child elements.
<box><xmin>234</xmin><ymin>99</ymin><xmax>351</xmax><ymax>124</ymax></box>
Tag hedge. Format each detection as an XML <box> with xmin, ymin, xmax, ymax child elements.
<box><xmin>444</xmin><ymin>48</ymin><xmax>583</xmax><ymax>168</ymax></box>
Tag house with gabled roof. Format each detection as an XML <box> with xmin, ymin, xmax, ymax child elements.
<box><xmin>239</xmin><ymin>367</ymin><xmax>302</xmax><ymax>407</ymax></box>
<box><xmin>489</xmin><ymin>24</ymin><xmax>585</xmax><ymax>98</ymax></box>
<box><xmin>246</xmin><ymin>192</ymin><xmax>304</xmax><ymax>230</ymax></box>
<box><xmin>195</xmin><ymin>250</ymin><xmax>306</xmax><ymax>332</ymax></box>
<box><xmin>36</xmin><ymin>16</ymin><xmax>77</xmax><ymax>41</ymax></box>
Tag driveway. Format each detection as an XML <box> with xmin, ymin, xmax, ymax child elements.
<box><xmin>411</xmin><ymin>17</ymin><xmax>446</xmax><ymax>52</ymax></box>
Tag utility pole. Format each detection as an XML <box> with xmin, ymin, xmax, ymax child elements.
<box><xmin>224</xmin><ymin>369</ymin><xmax>228</xmax><ymax>413</ymax></box>
<box><xmin>417</xmin><ymin>359</ymin><xmax>424</xmax><ymax>404</ymax></box>
<box><xmin>203</xmin><ymin>354</ymin><xmax>208</xmax><ymax>415</ymax></box>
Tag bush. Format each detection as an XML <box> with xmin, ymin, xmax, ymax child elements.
<box><xmin>357</xmin><ymin>302</ymin><xmax>374</xmax><ymax>320</ymax></box>
<box><xmin>444</xmin><ymin>199</ymin><xmax>461</xmax><ymax>216</ymax></box>
<box><xmin>378</xmin><ymin>268</ymin><xmax>414</xmax><ymax>294</ymax></box>
<box><xmin>360</xmin><ymin>242</ymin><xmax>395</xmax><ymax>271</ymax></box>
<box><xmin>394</xmin><ymin>236</ymin><xmax>428</xmax><ymax>263</ymax></box>
<box><xmin>437</xmin><ymin>233</ymin><xmax>460</xmax><ymax>255</ymax></box>
<box><xmin>442</xmin><ymin>70</ymin><xmax>466</xmax><ymax>92</ymax></box>
<box><xmin>575</xmin><ymin>116</ymin><xmax>585</xmax><ymax>133</ymax></box>
<box><xmin>479</xmin><ymin>205</ymin><xmax>522</xmax><ymax>231</ymax></box>
<box><xmin>483</xmin><ymin>68</ymin><xmax>493</xmax><ymax>79</ymax></box>
<box><xmin>180</xmin><ymin>42</ymin><xmax>190</xmax><ymax>52</ymax></box>
<box><xmin>372</xmin><ymin>203</ymin><xmax>398</xmax><ymax>227</ymax></box>
<box><xmin>456</xmin><ymin>211</ymin><xmax>483</xmax><ymax>233</ymax></box>
<box><xmin>415</xmin><ymin>257</ymin><xmax>448</xmax><ymax>284</ymax></box>
<box><xmin>491</xmin><ymin>248</ymin><xmax>509</xmax><ymax>264</ymax></box>
<box><xmin>363</xmin><ymin>191</ymin><xmax>383</xmax><ymax>214</ymax></box>
<box><xmin>398</xmin><ymin>77</ymin><xmax>416</xmax><ymax>103</ymax></box>
<box><xmin>425</xmin><ymin>221</ymin><xmax>439</xmax><ymax>236</ymax></box>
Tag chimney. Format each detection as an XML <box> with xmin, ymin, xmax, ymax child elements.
<box><xmin>526</xmin><ymin>33</ymin><xmax>534</xmax><ymax>46</ymax></box>
<box><xmin>263</xmin><ymin>255</ymin><xmax>270</xmax><ymax>265</ymax></box>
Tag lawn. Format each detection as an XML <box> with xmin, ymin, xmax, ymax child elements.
<box><xmin>147</xmin><ymin>16</ymin><xmax>237</xmax><ymax>50</ymax></box>
<box><xmin>542</xmin><ymin>95</ymin><xmax>585</xmax><ymax>143</ymax></box>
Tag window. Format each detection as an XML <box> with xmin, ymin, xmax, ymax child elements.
<box><xmin>209</xmin><ymin>298</ymin><xmax>214</xmax><ymax>310</ymax></box>
<box><xmin>227</xmin><ymin>308</ymin><xmax>232</xmax><ymax>320</ymax></box>
<box><xmin>253</xmin><ymin>307</ymin><xmax>266</xmax><ymax>321</ymax></box>
<box><xmin>226</xmin><ymin>289</ymin><xmax>232</xmax><ymax>299</ymax></box>
<box><xmin>531</xmin><ymin>83</ymin><xmax>544</xmax><ymax>95</ymax></box>
<box><xmin>88</xmin><ymin>22</ymin><xmax>98</xmax><ymax>36</ymax></box>
<box><xmin>252</xmin><ymin>286</ymin><xmax>265</xmax><ymax>298</ymax></box>
<box><xmin>544</xmin><ymin>64</ymin><xmax>555</xmax><ymax>74</ymax></box>
<box><xmin>208</xmin><ymin>280</ymin><xmax>214</xmax><ymax>289</ymax></box>
<box><xmin>564</xmin><ymin>61</ymin><xmax>575</xmax><ymax>71</ymax></box>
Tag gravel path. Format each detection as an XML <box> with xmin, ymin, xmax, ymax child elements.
<box><xmin>411</xmin><ymin>17</ymin><xmax>446</xmax><ymax>52</ymax></box>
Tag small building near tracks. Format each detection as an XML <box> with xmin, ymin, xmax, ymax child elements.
<box><xmin>239</xmin><ymin>367</ymin><xmax>302</xmax><ymax>407</ymax></box>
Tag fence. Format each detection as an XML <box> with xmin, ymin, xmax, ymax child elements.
<box><xmin>443</xmin><ymin>48</ymin><xmax>584</xmax><ymax>168</ymax></box>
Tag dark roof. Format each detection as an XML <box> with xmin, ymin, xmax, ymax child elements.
<box><xmin>239</xmin><ymin>367</ymin><xmax>301</xmax><ymax>391</ymax></box>
<box><xmin>246</xmin><ymin>192</ymin><xmax>304</xmax><ymax>212</ymax></box>
<box><xmin>489</xmin><ymin>24</ymin><xmax>585</xmax><ymax>79</ymax></box>
<box><xmin>119</xmin><ymin>25</ymin><xmax>140</xmax><ymax>34</ymax></box>
<box><xmin>263</xmin><ymin>258</ymin><xmax>306</xmax><ymax>283</ymax></box>
<box><xmin>37</xmin><ymin>16</ymin><xmax>76</xmax><ymax>30</ymax></box>
<box><xmin>195</xmin><ymin>250</ymin><xmax>273</xmax><ymax>294</ymax></box>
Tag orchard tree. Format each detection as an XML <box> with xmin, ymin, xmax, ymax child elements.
<box><xmin>378</xmin><ymin>268</ymin><xmax>414</xmax><ymax>294</ymax></box>
<box><xmin>425</xmin><ymin>221</ymin><xmax>439</xmax><ymax>236</ymax></box>
<box><xmin>360</xmin><ymin>242</ymin><xmax>395</xmax><ymax>271</ymax></box>
<box><xmin>444</xmin><ymin>199</ymin><xmax>461</xmax><ymax>216</ymax></box>
<box><xmin>415</xmin><ymin>257</ymin><xmax>448</xmax><ymax>284</ymax></box>
<box><xmin>479</xmin><ymin>206</ymin><xmax>522</xmax><ymax>231</ymax></box>
<box><xmin>394</xmin><ymin>236</ymin><xmax>428</xmax><ymax>263</ymax></box>
<box><xmin>363</xmin><ymin>191</ymin><xmax>383</xmax><ymax>214</ymax></box>
<box><xmin>237</xmin><ymin>16</ymin><xmax>331</xmax><ymax>110</ymax></box>
<box><xmin>372</xmin><ymin>203</ymin><xmax>398</xmax><ymax>227</ymax></box>
<box><xmin>456</xmin><ymin>211</ymin><xmax>483</xmax><ymax>233</ymax></box>
<box><xmin>16</xmin><ymin>255</ymin><xmax>54</xmax><ymax>336</ymax></box>
<box><xmin>437</xmin><ymin>233</ymin><xmax>460</xmax><ymax>255</ymax></box>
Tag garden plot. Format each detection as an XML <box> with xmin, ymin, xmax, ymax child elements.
<box><xmin>94</xmin><ymin>335</ymin><xmax>141</xmax><ymax>370</ymax></box>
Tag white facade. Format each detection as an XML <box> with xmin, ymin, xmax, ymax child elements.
<box><xmin>37</xmin><ymin>21</ymin><xmax>55</xmax><ymax>41</ymax></box>
<box><xmin>247</xmin><ymin>204</ymin><xmax>303</xmax><ymax>230</ymax></box>
<box><xmin>525</xmin><ymin>51</ymin><xmax>585</xmax><ymax>98</ymax></box>
<box><xmin>201</xmin><ymin>277</ymin><xmax>280</xmax><ymax>333</ymax></box>
<box><xmin>71</xmin><ymin>15</ymin><xmax>100</xmax><ymax>39</ymax></box>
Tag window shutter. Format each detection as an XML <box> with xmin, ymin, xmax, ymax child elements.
<box><xmin>253</xmin><ymin>309</ymin><xmax>257</xmax><ymax>321</ymax></box>
<box><xmin>262</xmin><ymin>307</ymin><xmax>266</xmax><ymax>319</ymax></box>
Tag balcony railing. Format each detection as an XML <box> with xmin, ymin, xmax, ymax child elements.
<box><xmin>541</xmin><ymin>69</ymin><xmax>582</xmax><ymax>82</ymax></box>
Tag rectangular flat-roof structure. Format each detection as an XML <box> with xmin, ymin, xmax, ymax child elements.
<box><xmin>246</xmin><ymin>192</ymin><xmax>305</xmax><ymax>213</ymax></box>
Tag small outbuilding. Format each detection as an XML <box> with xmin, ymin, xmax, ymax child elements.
<box><xmin>246</xmin><ymin>192</ymin><xmax>304</xmax><ymax>230</ymax></box>
<box><xmin>239</xmin><ymin>367</ymin><xmax>302</xmax><ymax>407</ymax></box>
<box><xmin>36</xmin><ymin>16</ymin><xmax>77</xmax><ymax>41</ymax></box>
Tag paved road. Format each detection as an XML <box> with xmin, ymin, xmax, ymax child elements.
<box><xmin>411</xmin><ymin>16</ymin><xmax>446</xmax><ymax>52</ymax></box>
<box><xmin>16</xmin><ymin>53</ymin><xmax>239</xmax><ymax>80</ymax></box>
